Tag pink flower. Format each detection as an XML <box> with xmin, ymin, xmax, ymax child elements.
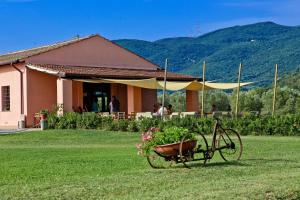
<box><xmin>142</xmin><ymin>131</ymin><xmax>153</xmax><ymax>142</ymax></box>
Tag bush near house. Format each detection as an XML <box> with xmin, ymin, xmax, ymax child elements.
<box><xmin>46</xmin><ymin>112</ymin><xmax>300</xmax><ymax>136</ymax></box>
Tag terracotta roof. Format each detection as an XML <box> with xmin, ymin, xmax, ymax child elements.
<box><xmin>0</xmin><ymin>35</ymin><xmax>97</xmax><ymax>65</ymax></box>
<box><xmin>27</xmin><ymin>64</ymin><xmax>198</xmax><ymax>81</ymax></box>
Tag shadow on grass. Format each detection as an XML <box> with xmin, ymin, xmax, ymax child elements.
<box><xmin>170</xmin><ymin>160</ymin><xmax>249</xmax><ymax>169</ymax></box>
<box><xmin>243</xmin><ymin>158</ymin><xmax>299</xmax><ymax>163</ymax></box>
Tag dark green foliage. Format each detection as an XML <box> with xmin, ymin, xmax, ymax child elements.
<box><xmin>127</xmin><ymin>120</ymin><xmax>139</xmax><ymax>132</ymax></box>
<box><xmin>117</xmin><ymin>119</ymin><xmax>129</xmax><ymax>132</ymax></box>
<box><xmin>76</xmin><ymin>112</ymin><xmax>101</xmax><ymax>129</ymax></box>
<box><xmin>142</xmin><ymin>127</ymin><xmax>195</xmax><ymax>152</ymax></box>
<box><xmin>56</xmin><ymin>112</ymin><xmax>79</xmax><ymax>129</ymax></box>
<box><xmin>47</xmin><ymin>111</ymin><xmax>300</xmax><ymax>136</ymax></box>
<box><xmin>114</xmin><ymin>22</ymin><xmax>300</xmax><ymax>86</ymax></box>
<box><xmin>47</xmin><ymin>112</ymin><xmax>59</xmax><ymax>129</ymax></box>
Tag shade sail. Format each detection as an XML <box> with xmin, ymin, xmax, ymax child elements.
<box><xmin>205</xmin><ymin>82</ymin><xmax>253</xmax><ymax>90</ymax></box>
<box><xmin>157</xmin><ymin>81</ymin><xmax>214</xmax><ymax>91</ymax></box>
<box><xmin>74</xmin><ymin>78</ymin><xmax>252</xmax><ymax>91</ymax></box>
<box><xmin>74</xmin><ymin>78</ymin><xmax>162</xmax><ymax>89</ymax></box>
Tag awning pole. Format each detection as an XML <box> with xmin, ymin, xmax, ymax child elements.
<box><xmin>272</xmin><ymin>64</ymin><xmax>278</xmax><ymax>116</ymax></box>
<box><xmin>161</xmin><ymin>58</ymin><xmax>168</xmax><ymax>119</ymax></box>
<box><xmin>201</xmin><ymin>61</ymin><xmax>206</xmax><ymax>117</ymax></box>
<box><xmin>235</xmin><ymin>63</ymin><xmax>243</xmax><ymax>118</ymax></box>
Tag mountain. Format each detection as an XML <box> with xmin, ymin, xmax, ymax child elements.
<box><xmin>114</xmin><ymin>22</ymin><xmax>300</xmax><ymax>87</ymax></box>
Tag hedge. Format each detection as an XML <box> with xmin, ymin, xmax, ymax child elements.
<box><xmin>47</xmin><ymin>112</ymin><xmax>300</xmax><ymax>136</ymax></box>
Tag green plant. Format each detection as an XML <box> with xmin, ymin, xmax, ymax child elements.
<box><xmin>40</xmin><ymin>109</ymin><xmax>49</xmax><ymax>116</ymax></box>
<box><xmin>142</xmin><ymin>127</ymin><xmax>195</xmax><ymax>152</ymax></box>
<box><xmin>128</xmin><ymin>120</ymin><xmax>139</xmax><ymax>132</ymax></box>
<box><xmin>56</xmin><ymin>112</ymin><xmax>79</xmax><ymax>129</ymax></box>
<box><xmin>117</xmin><ymin>119</ymin><xmax>129</xmax><ymax>131</ymax></box>
<box><xmin>47</xmin><ymin>112</ymin><xmax>59</xmax><ymax>129</ymax></box>
<box><xmin>77</xmin><ymin>112</ymin><xmax>101</xmax><ymax>129</ymax></box>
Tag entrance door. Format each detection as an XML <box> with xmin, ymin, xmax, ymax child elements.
<box><xmin>83</xmin><ymin>83</ymin><xmax>111</xmax><ymax>112</ymax></box>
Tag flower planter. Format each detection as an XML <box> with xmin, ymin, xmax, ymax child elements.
<box><xmin>154</xmin><ymin>140</ymin><xmax>197</xmax><ymax>157</ymax></box>
<box><xmin>40</xmin><ymin>114</ymin><xmax>47</xmax><ymax>120</ymax></box>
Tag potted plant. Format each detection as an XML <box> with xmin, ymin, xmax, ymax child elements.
<box><xmin>137</xmin><ymin>127</ymin><xmax>196</xmax><ymax>157</ymax></box>
<box><xmin>40</xmin><ymin>109</ymin><xmax>49</xmax><ymax>120</ymax></box>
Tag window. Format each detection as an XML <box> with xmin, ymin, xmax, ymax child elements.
<box><xmin>1</xmin><ymin>86</ymin><xmax>10</xmax><ymax>111</ymax></box>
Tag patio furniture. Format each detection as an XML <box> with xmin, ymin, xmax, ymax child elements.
<box><xmin>117</xmin><ymin>112</ymin><xmax>126</xmax><ymax>120</ymax></box>
<box><xmin>136</xmin><ymin>112</ymin><xmax>153</xmax><ymax>120</ymax></box>
<box><xmin>127</xmin><ymin>112</ymin><xmax>136</xmax><ymax>120</ymax></box>
<box><xmin>170</xmin><ymin>112</ymin><xmax>180</xmax><ymax>119</ymax></box>
<box><xmin>180</xmin><ymin>112</ymin><xmax>196</xmax><ymax>118</ymax></box>
<box><xmin>33</xmin><ymin>113</ymin><xmax>41</xmax><ymax>128</ymax></box>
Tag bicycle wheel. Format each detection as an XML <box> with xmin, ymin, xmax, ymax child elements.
<box><xmin>179</xmin><ymin>133</ymin><xmax>208</xmax><ymax>168</ymax></box>
<box><xmin>146</xmin><ymin>148</ymin><xmax>174</xmax><ymax>169</ymax></box>
<box><xmin>217</xmin><ymin>128</ymin><xmax>243</xmax><ymax>161</ymax></box>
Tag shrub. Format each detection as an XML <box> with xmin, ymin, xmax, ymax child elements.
<box><xmin>118</xmin><ymin>119</ymin><xmax>129</xmax><ymax>131</ymax></box>
<box><xmin>47</xmin><ymin>112</ymin><xmax>59</xmax><ymax>129</ymax></box>
<box><xmin>77</xmin><ymin>112</ymin><xmax>101</xmax><ymax>129</ymax></box>
<box><xmin>128</xmin><ymin>120</ymin><xmax>139</xmax><ymax>132</ymax></box>
<box><xmin>100</xmin><ymin>117</ymin><xmax>114</xmax><ymax>130</ymax></box>
<box><xmin>56</xmin><ymin>112</ymin><xmax>79</xmax><ymax>129</ymax></box>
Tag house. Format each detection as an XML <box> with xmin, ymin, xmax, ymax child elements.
<box><xmin>0</xmin><ymin>34</ymin><xmax>199</xmax><ymax>128</ymax></box>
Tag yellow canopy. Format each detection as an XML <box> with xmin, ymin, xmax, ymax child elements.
<box><xmin>74</xmin><ymin>78</ymin><xmax>252</xmax><ymax>91</ymax></box>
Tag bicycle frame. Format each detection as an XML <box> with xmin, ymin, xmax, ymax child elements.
<box><xmin>210</xmin><ymin>118</ymin><xmax>235</xmax><ymax>152</ymax></box>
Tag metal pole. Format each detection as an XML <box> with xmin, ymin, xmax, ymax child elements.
<box><xmin>201</xmin><ymin>61</ymin><xmax>206</xmax><ymax>117</ymax></box>
<box><xmin>235</xmin><ymin>63</ymin><xmax>243</xmax><ymax>118</ymax></box>
<box><xmin>272</xmin><ymin>64</ymin><xmax>278</xmax><ymax>116</ymax></box>
<box><xmin>161</xmin><ymin>58</ymin><xmax>168</xmax><ymax>119</ymax></box>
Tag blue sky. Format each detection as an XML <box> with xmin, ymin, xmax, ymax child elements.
<box><xmin>0</xmin><ymin>0</ymin><xmax>300</xmax><ymax>53</ymax></box>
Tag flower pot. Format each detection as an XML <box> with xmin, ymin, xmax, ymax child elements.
<box><xmin>154</xmin><ymin>140</ymin><xmax>197</xmax><ymax>157</ymax></box>
<box><xmin>40</xmin><ymin>114</ymin><xmax>47</xmax><ymax>120</ymax></box>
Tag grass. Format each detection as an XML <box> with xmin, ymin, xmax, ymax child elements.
<box><xmin>0</xmin><ymin>130</ymin><xmax>299</xmax><ymax>200</ymax></box>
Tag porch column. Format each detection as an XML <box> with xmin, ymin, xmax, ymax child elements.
<box><xmin>57</xmin><ymin>78</ymin><xmax>73</xmax><ymax>113</ymax></box>
<box><xmin>186</xmin><ymin>90</ymin><xmax>199</xmax><ymax>112</ymax></box>
<box><xmin>127</xmin><ymin>85</ymin><xmax>142</xmax><ymax>113</ymax></box>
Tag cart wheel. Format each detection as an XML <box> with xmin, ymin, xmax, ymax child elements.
<box><xmin>179</xmin><ymin>133</ymin><xmax>208</xmax><ymax>168</ymax></box>
<box><xmin>217</xmin><ymin>128</ymin><xmax>243</xmax><ymax>161</ymax></box>
<box><xmin>146</xmin><ymin>149</ymin><xmax>174</xmax><ymax>169</ymax></box>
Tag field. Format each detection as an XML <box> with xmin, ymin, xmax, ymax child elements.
<box><xmin>0</xmin><ymin>130</ymin><xmax>299</xmax><ymax>200</ymax></box>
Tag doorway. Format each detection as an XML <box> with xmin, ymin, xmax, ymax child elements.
<box><xmin>83</xmin><ymin>83</ymin><xmax>111</xmax><ymax>112</ymax></box>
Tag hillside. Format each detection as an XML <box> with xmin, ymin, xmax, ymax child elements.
<box><xmin>114</xmin><ymin>22</ymin><xmax>300</xmax><ymax>87</ymax></box>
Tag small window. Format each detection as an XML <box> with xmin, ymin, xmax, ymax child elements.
<box><xmin>1</xmin><ymin>86</ymin><xmax>10</xmax><ymax>111</ymax></box>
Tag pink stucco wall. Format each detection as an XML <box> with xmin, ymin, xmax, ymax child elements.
<box><xmin>26</xmin><ymin>36</ymin><xmax>158</xmax><ymax>70</ymax></box>
<box><xmin>26</xmin><ymin>68</ymin><xmax>57</xmax><ymax>126</ymax></box>
<box><xmin>57</xmin><ymin>78</ymin><xmax>73</xmax><ymax>113</ymax></box>
<box><xmin>0</xmin><ymin>64</ymin><xmax>23</xmax><ymax>127</ymax></box>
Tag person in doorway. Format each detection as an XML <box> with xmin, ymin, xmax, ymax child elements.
<box><xmin>92</xmin><ymin>97</ymin><xmax>99</xmax><ymax>112</ymax></box>
<box><xmin>110</xmin><ymin>96</ymin><xmax>120</xmax><ymax>113</ymax></box>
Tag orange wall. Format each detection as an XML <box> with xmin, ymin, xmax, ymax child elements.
<box><xmin>127</xmin><ymin>86</ymin><xmax>142</xmax><ymax>113</ymax></box>
<box><xmin>72</xmin><ymin>81</ymin><xmax>83</xmax><ymax>108</ymax></box>
<box><xmin>111</xmin><ymin>83</ymin><xmax>128</xmax><ymax>113</ymax></box>
<box><xmin>26</xmin><ymin>68</ymin><xmax>57</xmax><ymax>126</ymax></box>
<box><xmin>0</xmin><ymin>64</ymin><xmax>23</xmax><ymax>127</ymax></box>
<box><xmin>142</xmin><ymin>88</ymin><xmax>157</xmax><ymax>112</ymax></box>
<box><xmin>186</xmin><ymin>90</ymin><xmax>200</xmax><ymax>112</ymax></box>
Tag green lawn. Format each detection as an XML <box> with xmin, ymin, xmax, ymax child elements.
<box><xmin>0</xmin><ymin>130</ymin><xmax>299</xmax><ymax>200</ymax></box>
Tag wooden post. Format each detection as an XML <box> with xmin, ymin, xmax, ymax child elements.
<box><xmin>235</xmin><ymin>63</ymin><xmax>243</xmax><ymax>118</ymax></box>
<box><xmin>161</xmin><ymin>58</ymin><xmax>168</xmax><ymax>119</ymax></box>
<box><xmin>201</xmin><ymin>61</ymin><xmax>206</xmax><ymax>117</ymax></box>
<box><xmin>272</xmin><ymin>64</ymin><xmax>278</xmax><ymax>116</ymax></box>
